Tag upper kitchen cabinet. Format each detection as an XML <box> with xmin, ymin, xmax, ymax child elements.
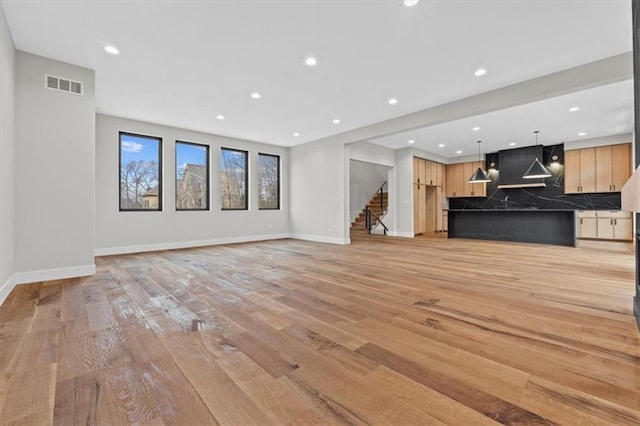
<box><xmin>413</xmin><ymin>157</ymin><xmax>443</xmax><ymax>187</ymax></box>
<box><xmin>564</xmin><ymin>148</ymin><xmax>596</xmax><ymax>193</ymax></box>
<box><xmin>445</xmin><ymin>161</ymin><xmax>486</xmax><ymax>198</ymax></box>
<box><xmin>595</xmin><ymin>143</ymin><xmax>632</xmax><ymax>192</ymax></box>
<box><xmin>564</xmin><ymin>143</ymin><xmax>631</xmax><ymax>194</ymax></box>
<box><xmin>413</xmin><ymin>157</ymin><xmax>426</xmax><ymax>185</ymax></box>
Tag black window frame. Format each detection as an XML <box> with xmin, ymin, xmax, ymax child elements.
<box><xmin>119</xmin><ymin>131</ymin><xmax>163</xmax><ymax>212</ymax></box>
<box><xmin>257</xmin><ymin>153</ymin><xmax>280</xmax><ymax>210</ymax></box>
<box><xmin>220</xmin><ymin>147</ymin><xmax>249</xmax><ymax>211</ymax></box>
<box><xmin>175</xmin><ymin>140</ymin><xmax>210</xmax><ymax>211</ymax></box>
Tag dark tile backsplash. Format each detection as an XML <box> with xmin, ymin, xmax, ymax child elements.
<box><xmin>448</xmin><ymin>144</ymin><xmax>622</xmax><ymax>211</ymax></box>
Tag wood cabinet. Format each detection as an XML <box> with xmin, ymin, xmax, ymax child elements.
<box><xmin>435</xmin><ymin>186</ymin><xmax>445</xmax><ymax>232</ymax></box>
<box><xmin>576</xmin><ymin>211</ymin><xmax>597</xmax><ymax>239</ymax></box>
<box><xmin>595</xmin><ymin>144</ymin><xmax>631</xmax><ymax>192</ymax></box>
<box><xmin>564</xmin><ymin>148</ymin><xmax>596</xmax><ymax>193</ymax></box>
<box><xmin>413</xmin><ymin>157</ymin><xmax>424</xmax><ymax>185</ymax></box>
<box><xmin>414</xmin><ymin>157</ymin><xmax>443</xmax><ymax>186</ymax></box>
<box><xmin>563</xmin><ymin>150</ymin><xmax>581</xmax><ymax>194</ymax></box>
<box><xmin>445</xmin><ymin>161</ymin><xmax>486</xmax><ymax>198</ymax></box>
<box><xmin>435</xmin><ymin>162</ymin><xmax>445</xmax><ymax>188</ymax></box>
<box><xmin>446</xmin><ymin>163</ymin><xmax>463</xmax><ymax>198</ymax></box>
<box><xmin>577</xmin><ymin>210</ymin><xmax>633</xmax><ymax>241</ymax></box>
<box><xmin>413</xmin><ymin>157</ymin><xmax>447</xmax><ymax>234</ymax></box>
<box><xmin>612</xmin><ymin>216</ymin><xmax>633</xmax><ymax>240</ymax></box>
<box><xmin>565</xmin><ymin>143</ymin><xmax>631</xmax><ymax>194</ymax></box>
<box><xmin>413</xmin><ymin>184</ymin><xmax>426</xmax><ymax>234</ymax></box>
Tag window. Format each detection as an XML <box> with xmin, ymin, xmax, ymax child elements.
<box><xmin>176</xmin><ymin>141</ymin><xmax>209</xmax><ymax>210</ymax></box>
<box><xmin>220</xmin><ymin>148</ymin><xmax>248</xmax><ymax>210</ymax></box>
<box><xmin>119</xmin><ymin>132</ymin><xmax>162</xmax><ymax>211</ymax></box>
<box><xmin>258</xmin><ymin>153</ymin><xmax>280</xmax><ymax>210</ymax></box>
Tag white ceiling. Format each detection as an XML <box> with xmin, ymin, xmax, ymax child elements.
<box><xmin>370</xmin><ymin>79</ymin><xmax>635</xmax><ymax>157</ymax></box>
<box><xmin>1</xmin><ymin>0</ymin><xmax>633</xmax><ymax>153</ymax></box>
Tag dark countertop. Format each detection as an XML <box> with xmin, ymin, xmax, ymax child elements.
<box><xmin>446</xmin><ymin>209</ymin><xmax>577</xmax><ymax>212</ymax></box>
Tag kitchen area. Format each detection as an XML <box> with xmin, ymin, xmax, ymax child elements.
<box><xmin>413</xmin><ymin>140</ymin><xmax>634</xmax><ymax>247</ymax></box>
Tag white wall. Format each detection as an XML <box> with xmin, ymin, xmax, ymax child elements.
<box><xmin>349</xmin><ymin>141</ymin><xmax>395</xmax><ymax>167</ymax></box>
<box><xmin>411</xmin><ymin>147</ymin><xmax>450</xmax><ymax>164</ymax></box>
<box><xmin>394</xmin><ymin>147</ymin><xmax>415</xmax><ymax>237</ymax></box>
<box><xmin>14</xmin><ymin>52</ymin><xmax>96</xmax><ymax>281</ymax></box>
<box><xmin>95</xmin><ymin>114</ymin><xmax>290</xmax><ymax>254</ymax></box>
<box><xmin>289</xmin><ymin>138</ymin><xmax>348</xmax><ymax>244</ymax></box>
<box><xmin>563</xmin><ymin>133</ymin><xmax>632</xmax><ymax>150</ymax></box>
<box><xmin>349</xmin><ymin>160</ymin><xmax>389</xmax><ymax>222</ymax></box>
<box><xmin>0</xmin><ymin>4</ymin><xmax>16</xmax><ymax>303</ymax></box>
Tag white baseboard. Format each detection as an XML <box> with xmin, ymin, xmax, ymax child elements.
<box><xmin>13</xmin><ymin>264</ymin><xmax>96</xmax><ymax>285</ymax></box>
<box><xmin>289</xmin><ymin>234</ymin><xmax>351</xmax><ymax>245</ymax></box>
<box><xmin>389</xmin><ymin>231</ymin><xmax>414</xmax><ymax>238</ymax></box>
<box><xmin>0</xmin><ymin>274</ymin><xmax>16</xmax><ymax>306</ymax></box>
<box><xmin>95</xmin><ymin>233</ymin><xmax>291</xmax><ymax>256</ymax></box>
<box><xmin>0</xmin><ymin>264</ymin><xmax>96</xmax><ymax>306</ymax></box>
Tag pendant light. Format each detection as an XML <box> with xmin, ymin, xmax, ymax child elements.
<box><xmin>468</xmin><ymin>140</ymin><xmax>491</xmax><ymax>183</ymax></box>
<box><xmin>523</xmin><ymin>130</ymin><xmax>551</xmax><ymax>179</ymax></box>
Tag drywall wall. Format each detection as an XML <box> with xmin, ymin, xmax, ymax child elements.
<box><xmin>95</xmin><ymin>114</ymin><xmax>290</xmax><ymax>254</ymax></box>
<box><xmin>632</xmin><ymin>0</ymin><xmax>639</xmax><ymax>329</ymax></box>
<box><xmin>411</xmin><ymin>147</ymin><xmax>449</xmax><ymax>164</ymax></box>
<box><xmin>394</xmin><ymin>147</ymin><xmax>415</xmax><ymax>237</ymax></box>
<box><xmin>349</xmin><ymin>160</ymin><xmax>389</xmax><ymax>222</ymax></box>
<box><xmin>563</xmin><ymin>133</ymin><xmax>632</xmax><ymax>150</ymax></box>
<box><xmin>0</xmin><ymin>4</ymin><xmax>16</xmax><ymax>302</ymax></box>
<box><xmin>15</xmin><ymin>52</ymin><xmax>95</xmax><ymax>277</ymax></box>
<box><xmin>289</xmin><ymin>138</ymin><xmax>348</xmax><ymax>244</ymax></box>
<box><xmin>349</xmin><ymin>141</ymin><xmax>395</xmax><ymax>167</ymax></box>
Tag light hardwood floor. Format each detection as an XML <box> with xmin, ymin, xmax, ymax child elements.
<box><xmin>0</xmin><ymin>234</ymin><xmax>638</xmax><ymax>425</ymax></box>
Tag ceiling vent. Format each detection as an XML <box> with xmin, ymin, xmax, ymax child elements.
<box><xmin>45</xmin><ymin>74</ymin><xmax>83</xmax><ymax>95</ymax></box>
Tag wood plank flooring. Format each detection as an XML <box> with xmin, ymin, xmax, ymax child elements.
<box><xmin>0</xmin><ymin>234</ymin><xmax>638</xmax><ymax>425</ymax></box>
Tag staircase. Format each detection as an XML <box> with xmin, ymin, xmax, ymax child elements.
<box><xmin>351</xmin><ymin>189</ymin><xmax>388</xmax><ymax>236</ymax></box>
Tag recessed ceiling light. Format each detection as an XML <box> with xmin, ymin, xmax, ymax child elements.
<box><xmin>251</xmin><ymin>92</ymin><xmax>261</xmax><ymax>99</ymax></box>
<box><xmin>509</xmin><ymin>142</ymin><xmax>516</xmax><ymax>146</ymax></box>
<box><xmin>438</xmin><ymin>144</ymin><xmax>445</xmax><ymax>148</ymax></box>
<box><xmin>408</xmin><ymin>140</ymin><xmax>415</xmax><ymax>144</ymax></box>
<box><xmin>456</xmin><ymin>150</ymin><xmax>463</xmax><ymax>154</ymax></box>
<box><xmin>104</xmin><ymin>45</ymin><xmax>120</xmax><ymax>55</ymax></box>
<box><xmin>474</xmin><ymin>68</ymin><xmax>487</xmax><ymax>77</ymax></box>
<box><xmin>388</xmin><ymin>98</ymin><xmax>398</xmax><ymax>105</ymax></box>
<box><xmin>216</xmin><ymin>115</ymin><xmax>225</xmax><ymax>120</ymax></box>
<box><xmin>472</xmin><ymin>126</ymin><xmax>480</xmax><ymax>131</ymax></box>
<box><xmin>305</xmin><ymin>56</ymin><xmax>317</xmax><ymax>67</ymax></box>
<box><xmin>578</xmin><ymin>132</ymin><xmax>587</xmax><ymax>136</ymax></box>
<box><xmin>332</xmin><ymin>118</ymin><xmax>341</xmax><ymax>124</ymax></box>
<box><xmin>569</xmin><ymin>107</ymin><xmax>580</xmax><ymax>112</ymax></box>
<box><xmin>404</xmin><ymin>0</ymin><xmax>420</xmax><ymax>6</ymax></box>
<box><xmin>293</xmin><ymin>132</ymin><xmax>300</xmax><ymax>137</ymax></box>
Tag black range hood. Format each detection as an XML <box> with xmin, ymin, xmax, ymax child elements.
<box><xmin>497</xmin><ymin>145</ymin><xmax>545</xmax><ymax>189</ymax></box>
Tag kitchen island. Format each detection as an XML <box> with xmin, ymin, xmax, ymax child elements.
<box><xmin>447</xmin><ymin>209</ymin><xmax>577</xmax><ymax>247</ymax></box>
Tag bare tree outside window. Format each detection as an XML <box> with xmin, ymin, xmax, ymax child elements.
<box><xmin>176</xmin><ymin>141</ymin><xmax>209</xmax><ymax>210</ymax></box>
<box><xmin>119</xmin><ymin>132</ymin><xmax>162</xmax><ymax>211</ymax></box>
<box><xmin>220</xmin><ymin>148</ymin><xmax>248</xmax><ymax>210</ymax></box>
<box><xmin>258</xmin><ymin>153</ymin><xmax>279</xmax><ymax>209</ymax></box>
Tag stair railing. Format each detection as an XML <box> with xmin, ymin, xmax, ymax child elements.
<box><xmin>365</xmin><ymin>207</ymin><xmax>388</xmax><ymax>235</ymax></box>
<box><xmin>378</xmin><ymin>181</ymin><xmax>387</xmax><ymax>213</ymax></box>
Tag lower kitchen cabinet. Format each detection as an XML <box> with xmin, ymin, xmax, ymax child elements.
<box><xmin>577</xmin><ymin>210</ymin><xmax>633</xmax><ymax>241</ymax></box>
<box><xmin>577</xmin><ymin>211</ymin><xmax>598</xmax><ymax>239</ymax></box>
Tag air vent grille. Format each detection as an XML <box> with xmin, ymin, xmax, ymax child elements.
<box><xmin>44</xmin><ymin>74</ymin><xmax>83</xmax><ymax>95</ymax></box>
